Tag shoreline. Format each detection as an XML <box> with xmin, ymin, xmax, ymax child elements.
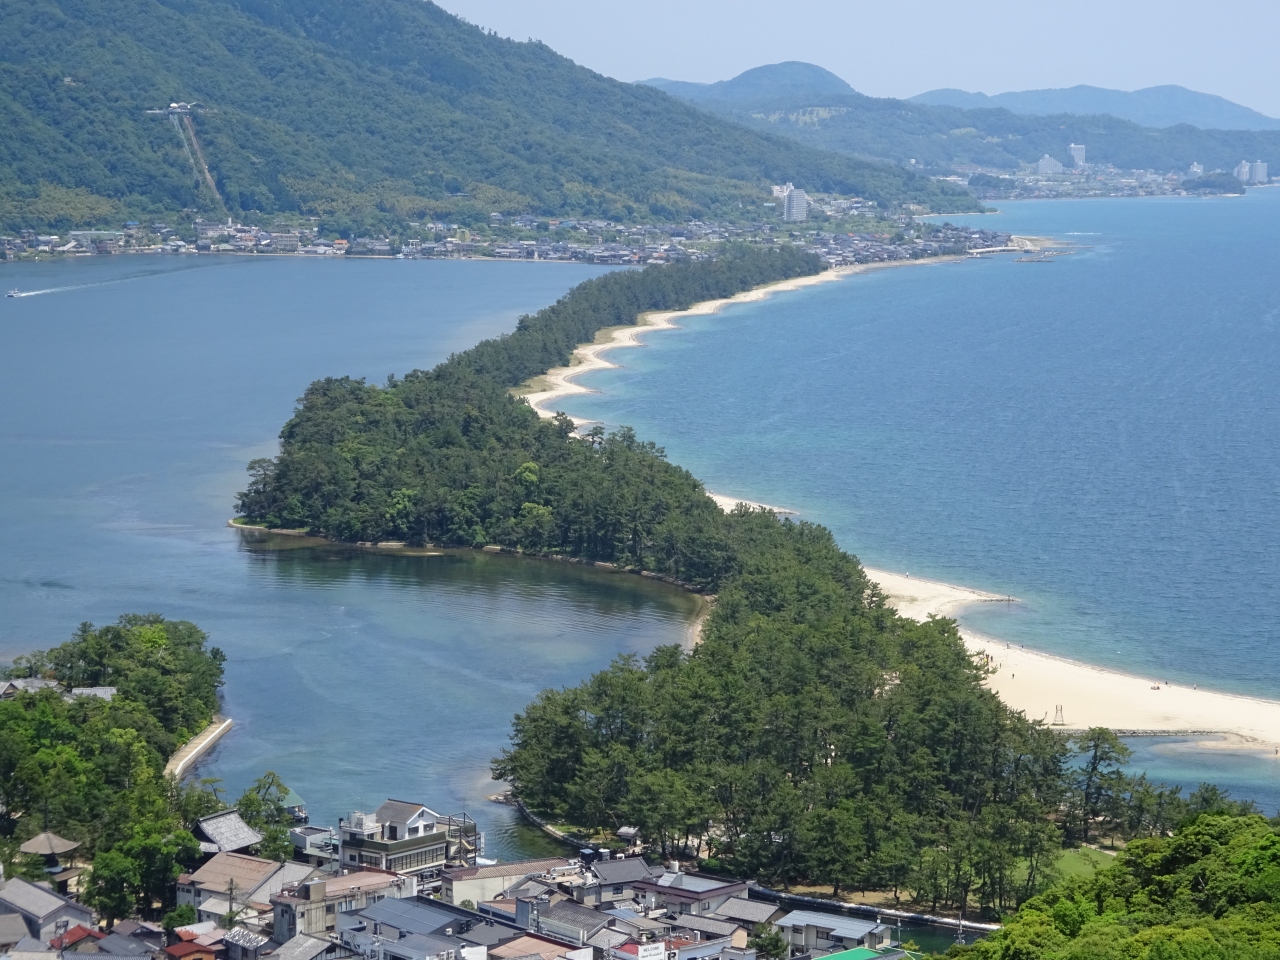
<box><xmin>165</xmin><ymin>715</ymin><xmax>233</xmax><ymax>779</ymax></box>
<box><xmin>518</xmin><ymin>259</ymin><xmax>964</xmax><ymax>425</ymax></box>
<box><xmin>513</xmin><ymin>259</ymin><xmax>1280</xmax><ymax>752</ymax></box>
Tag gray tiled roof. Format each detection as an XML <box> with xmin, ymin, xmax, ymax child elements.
<box><xmin>0</xmin><ymin>913</ymin><xmax>32</xmax><ymax>946</ymax></box>
<box><xmin>195</xmin><ymin>810</ymin><xmax>264</xmax><ymax>852</ymax></box>
<box><xmin>0</xmin><ymin>878</ymin><xmax>89</xmax><ymax>922</ymax></box>
<box><xmin>775</xmin><ymin>909</ymin><xmax>887</xmax><ymax>940</ymax></box>
<box><xmin>591</xmin><ymin>858</ymin><xmax>656</xmax><ymax>885</ymax></box>
<box><xmin>269</xmin><ymin>935</ymin><xmax>331</xmax><ymax>960</ymax></box>
<box><xmin>709</xmin><ymin>897</ymin><xmax>780</xmax><ymax>925</ymax></box>
<box><xmin>672</xmin><ymin>914</ymin><xmax>738</xmax><ymax>938</ymax></box>
<box><xmin>375</xmin><ymin>799</ymin><xmax>429</xmax><ymax>824</ymax></box>
<box><xmin>585</xmin><ymin>930</ymin><xmax>630</xmax><ymax>950</ymax></box>
<box><xmin>96</xmin><ymin>933</ymin><xmax>152</xmax><ymax>956</ymax></box>
<box><xmin>70</xmin><ymin>687</ymin><xmax>117</xmax><ymax>700</ymax></box>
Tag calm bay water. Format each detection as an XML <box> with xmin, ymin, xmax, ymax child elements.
<box><xmin>555</xmin><ymin>191</ymin><xmax>1280</xmax><ymax>810</ymax></box>
<box><xmin>0</xmin><ymin>254</ymin><xmax>698</xmax><ymax>858</ymax></box>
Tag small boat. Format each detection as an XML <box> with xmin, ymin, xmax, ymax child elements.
<box><xmin>6</xmin><ymin>288</ymin><xmax>19</xmax><ymax>297</ymax></box>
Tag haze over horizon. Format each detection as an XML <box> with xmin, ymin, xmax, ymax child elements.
<box><xmin>440</xmin><ymin>0</ymin><xmax>1280</xmax><ymax>118</ymax></box>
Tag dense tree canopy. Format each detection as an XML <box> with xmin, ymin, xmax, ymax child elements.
<box><xmin>0</xmin><ymin>0</ymin><xmax>977</xmax><ymax>232</ymax></box>
<box><xmin>962</xmin><ymin>815</ymin><xmax>1280</xmax><ymax>959</ymax></box>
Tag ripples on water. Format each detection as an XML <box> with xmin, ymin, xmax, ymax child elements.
<box><xmin>0</xmin><ymin>254</ymin><xmax>699</xmax><ymax>858</ymax></box>
<box><xmin>555</xmin><ymin>192</ymin><xmax>1280</xmax><ymax>809</ymax></box>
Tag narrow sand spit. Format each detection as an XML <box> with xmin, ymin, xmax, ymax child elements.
<box><xmin>519</xmin><ymin>260</ymin><xmax>1280</xmax><ymax>750</ymax></box>
<box><xmin>519</xmin><ymin>262</ymin><xmax>951</xmax><ymax>424</ymax></box>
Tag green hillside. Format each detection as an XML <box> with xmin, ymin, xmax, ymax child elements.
<box><xmin>0</xmin><ymin>0</ymin><xmax>976</xmax><ymax>232</ymax></box>
<box><xmin>641</xmin><ymin>63</ymin><xmax>1280</xmax><ymax>174</ymax></box>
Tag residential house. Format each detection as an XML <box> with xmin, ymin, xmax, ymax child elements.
<box><xmin>609</xmin><ymin>938</ymin><xmax>735</xmax><ymax>960</ymax></box>
<box><xmin>441</xmin><ymin>859</ymin><xmax>571</xmax><ymax>906</ymax></box>
<box><xmin>0</xmin><ymin>914</ymin><xmax>35</xmax><ymax>952</ymax></box>
<box><xmin>176</xmin><ymin>852</ymin><xmax>313</xmax><ymax>924</ymax></box>
<box><xmin>0</xmin><ymin>678</ymin><xmax>60</xmax><ymax>698</ymax></box>
<box><xmin>0</xmin><ymin>877</ymin><xmax>95</xmax><ymax>941</ymax></box>
<box><xmin>109</xmin><ymin>921</ymin><xmax>165</xmax><ymax>950</ymax></box>
<box><xmin>95</xmin><ymin>933</ymin><xmax>153</xmax><ymax>957</ymax></box>
<box><xmin>270</xmin><ymin>870</ymin><xmax>417</xmax><ymax>942</ymax></box>
<box><xmin>193</xmin><ymin>811</ymin><xmax>264</xmax><ymax>855</ymax></box>
<box><xmin>489</xmin><ymin>936</ymin><xmax>591</xmax><ymax>960</ymax></box>
<box><xmin>269</xmin><ymin>935</ymin><xmax>336</xmax><ymax>960</ymax></box>
<box><xmin>705</xmin><ymin>898</ymin><xmax>781</xmax><ymax>930</ymax></box>
<box><xmin>289</xmin><ymin>826</ymin><xmax>340</xmax><ymax>867</ymax></box>
<box><xmin>633</xmin><ymin>874</ymin><xmax>748</xmax><ymax>918</ymax></box>
<box><xmin>338</xmin><ymin>801</ymin><xmax>479</xmax><ymax>880</ymax></box>
<box><xmin>772</xmin><ymin>910</ymin><xmax>890</xmax><ymax>953</ymax></box>
<box><xmin>164</xmin><ymin>943</ymin><xmax>219</xmax><ymax>960</ymax></box>
<box><xmin>336</xmin><ymin>897</ymin><xmax>490</xmax><ymax>960</ymax></box>
<box><xmin>48</xmin><ymin>924</ymin><xmax>104</xmax><ymax>952</ymax></box>
<box><xmin>512</xmin><ymin>899</ymin><xmax>607</xmax><ymax>946</ymax></box>
<box><xmin>222</xmin><ymin>928</ymin><xmax>270</xmax><ymax>960</ymax></box>
<box><xmin>582</xmin><ymin>860</ymin><xmax>658</xmax><ymax>907</ymax></box>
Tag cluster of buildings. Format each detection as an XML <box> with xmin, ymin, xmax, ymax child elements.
<box><xmin>801</xmin><ymin>225</ymin><xmax>1014</xmax><ymax>267</ymax></box>
<box><xmin>1234</xmin><ymin>160</ymin><xmax>1269</xmax><ymax>184</ymax></box>
<box><xmin>770</xmin><ymin>185</ymin><xmax>811</xmax><ymax>223</ymax></box>
<box><xmin>1</xmin><ymin>678</ymin><xmax>116</xmax><ymax>704</ymax></box>
<box><xmin>963</xmin><ymin>143</ymin><xmax>1274</xmax><ymax>200</ymax></box>
<box><xmin>0</xmin><ymin>797</ymin><xmax>911</xmax><ymax>960</ymax></box>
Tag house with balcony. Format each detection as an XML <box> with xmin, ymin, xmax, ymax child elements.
<box><xmin>338</xmin><ymin>801</ymin><xmax>479</xmax><ymax>881</ymax></box>
<box><xmin>270</xmin><ymin>870</ymin><xmax>417</xmax><ymax>942</ymax></box>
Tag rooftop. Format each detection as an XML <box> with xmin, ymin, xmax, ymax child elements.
<box><xmin>446</xmin><ymin>858</ymin><xmax>570</xmax><ymax>882</ymax></box>
<box><xmin>187</xmin><ymin>852</ymin><xmax>280</xmax><ymax>895</ymax></box>
<box><xmin>591</xmin><ymin>859</ymin><xmax>656</xmax><ymax>885</ymax></box>
<box><xmin>19</xmin><ymin>832</ymin><xmax>80</xmax><ymax>857</ymax></box>
<box><xmin>271</xmin><ymin>935</ymin><xmax>332</xmax><ymax>960</ymax></box>
<box><xmin>195</xmin><ymin>810</ymin><xmax>264</xmax><ymax>853</ymax></box>
<box><xmin>0</xmin><ymin>877</ymin><xmax>86</xmax><ymax>921</ymax></box>
<box><xmin>489</xmin><ymin>935</ymin><xmax>573</xmax><ymax>960</ymax></box>
<box><xmin>775</xmin><ymin>910</ymin><xmax>886</xmax><ymax>941</ymax></box>
<box><xmin>708</xmin><ymin>898</ymin><xmax>778</xmax><ymax>925</ymax></box>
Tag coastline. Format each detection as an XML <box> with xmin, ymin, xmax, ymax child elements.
<box><xmin>165</xmin><ymin>715</ymin><xmax>233</xmax><ymax>779</ymax></box>
<box><xmin>513</xmin><ymin>258</ymin><xmax>1280</xmax><ymax>752</ymax></box>
<box><xmin>518</xmin><ymin>259</ymin><xmax>963</xmax><ymax>425</ymax></box>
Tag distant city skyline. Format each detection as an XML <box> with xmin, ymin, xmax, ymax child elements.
<box><xmin>439</xmin><ymin>0</ymin><xmax>1280</xmax><ymax>119</ymax></box>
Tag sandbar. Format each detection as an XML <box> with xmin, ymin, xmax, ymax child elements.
<box><xmin>521</xmin><ymin>261</ymin><xmax>1280</xmax><ymax>751</ymax></box>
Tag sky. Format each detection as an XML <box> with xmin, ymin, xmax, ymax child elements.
<box><xmin>438</xmin><ymin>0</ymin><xmax>1280</xmax><ymax>118</ymax></box>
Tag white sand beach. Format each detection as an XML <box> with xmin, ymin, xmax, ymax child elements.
<box><xmin>520</xmin><ymin>260</ymin><xmax>1280</xmax><ymax>750</ymax></box>
<box><xmin>865</xmin><ymin>566</ymin><xmax>1280</xmax><ymax>748</ymax></box>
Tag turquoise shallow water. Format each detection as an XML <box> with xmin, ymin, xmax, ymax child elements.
<box><xmin>554</xmin><ymin>191</ymin><xmax>1280</xmax><ymax>809</ymax></box>
<box><xmin>0</xmin><ymin>255</ymin><xmax>697</xmax><ymax>858</ymax></box>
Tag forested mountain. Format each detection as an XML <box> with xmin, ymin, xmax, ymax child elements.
<box><xmin>0</xmin><ymin>0</ymin><xmax>974</xmax><ymax>232</ymax></box>
<box><xmin>641</xmin><ymin>63</ymin><xmax>1280</xmax><ymax>173</ymax></box>
<box><xmin>912</xmin><ymin>84</ymin><xmax>1280</xmax><ymax>132</ymax></box>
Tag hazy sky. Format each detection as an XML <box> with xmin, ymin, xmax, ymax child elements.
<box><xmin>439</xmin><ymin>0</ymin><xmax>1280</xmax><ymax>118</ymax></box>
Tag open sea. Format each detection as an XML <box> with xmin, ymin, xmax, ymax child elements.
<box><xmin>554</xmin><ymin>190</ymin><xmax>1280</xmax><ymax>812</ymax></box>
<box><xmin>2</xmin><ymin>190</ymin><xmax>1278</xmax><ymax>876</ymax></box>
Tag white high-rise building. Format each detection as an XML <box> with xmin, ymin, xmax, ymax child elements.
<box><xmin>782</xmin><ymin>186</ymin><xmax>809</xmax><ymax>222</ymax></box>
<box><xmin>1251</xmin><ymin>160</ymin><xmax>1268</xmax><ymax>183</ymax></box>
<box><xmin>1188</xmin><ymin>162</ymin><xmax>1204</xmax><ymax>178</ymax></box>
<box><xmin>1037</xmin><ymin>154</ymin><xmax>1065</xmax><ymax>175</ymax></box>
<box><xmin>1235</xmin><ymin>160</ymin><xmax>1253</xmax><ymax>182</ymax></box>
<box><xmin>1069</xmin><ymin>143</ymin><xmax>1086</xmax><ymax>166</ymax></box>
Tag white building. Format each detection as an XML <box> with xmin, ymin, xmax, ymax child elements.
<box><xmin>1069</xmin><ymin>143</ymin><xmax>1086</xmax><ymax>166</ymax></box>
<box><xmin>1037</xmin><ymin>154</ymin><xmax>1065</xmax><ymax>175</ymax></box>
<box><xmin>1188</xmin><ymin>162</ymin><xmax>1204</xmax><ymax>178</ymax></box>
<box><xmin>783</xmin><ymin>188</ymin><xmax>809</xmax><ymax>222</ymax></box>
<box><xmin>1251</xmin><ymin>160</ymin><xmax>1269</xmax><ymax>183</ymax></box>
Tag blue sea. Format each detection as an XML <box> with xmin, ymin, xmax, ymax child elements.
<box><xmin>0</xmin><ymin>255</ymin><xmax>696</xmax><ymax>859</ymax></box>
<box><xmin>2</xmin><ymin>191</ymin><xmax>1279</xmax><ymax>851</ymax></box>
<box><xmin>554</xmin><ymin>191</ymin><xmax>1280</xmax><ymax>811</ymax></box>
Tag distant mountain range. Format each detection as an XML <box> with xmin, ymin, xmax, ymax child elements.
<box><xmin>910</xmin><ymin>85</ymin><xmax>1280</xmax><ymax>132</ymax></box>
<box><xmin>640</xmin><ymin>63</ymin><xmax>1280</xmax><ymax>174</ymax></box>
<box><xmin>0</xmin><ymin>4</ymin><xmax>975</xmax><ymax>233</ymax></box>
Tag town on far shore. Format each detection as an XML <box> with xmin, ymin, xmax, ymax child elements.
<box><xmin>1</xmin><ymin>183</ymin><xmax>1019</xmax><ymax>279</ymax></box>
<box><xmin>0</xmin><ymin>791</ymin><xmax>937</xmax><ymax>960</ymax></box>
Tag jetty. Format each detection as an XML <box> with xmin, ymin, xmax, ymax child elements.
<box><xmin>165</xmin><ymin>715</ymin><xmax>232</xmax><ymax>779</ymax></box>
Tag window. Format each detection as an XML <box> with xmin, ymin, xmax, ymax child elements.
<box><xmin>612</xmin><ymin>886</ymin><xmax>624</xmax><ymax>896</ymax></box>
<box><xmin>325</xmin><ymin>906</ymin><xmax>335</xmax><ymax>915</ymax></box>
<box><xmin>387</xmin><ymin>825</ymin><xmax>398</xmax><ymax>841</ymax></box>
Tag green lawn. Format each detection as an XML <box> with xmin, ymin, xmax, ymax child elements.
<box><xmin>1057</xmin><ymin>846</ymin><xmax>1114</xmax><ymax>880</ymax></box>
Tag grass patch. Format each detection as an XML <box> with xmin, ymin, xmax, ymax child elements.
<box><xmin>1058</xmin><ymin>846</ymin><xmax>1114</xmax><ymax>880</ymax></box>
